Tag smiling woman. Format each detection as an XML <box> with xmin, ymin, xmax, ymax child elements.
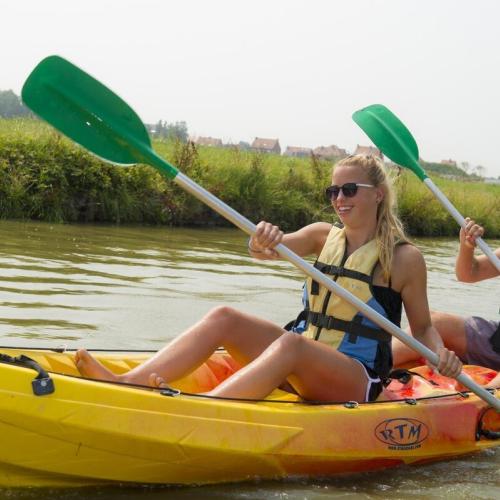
<box><xmin>75</xmin><ymin>155</ymin><xmax>464</xmax><ymax>404</ymax></box>
<box><xmin>15</xmin><ymin>54</ymin><xmax>497</xmax><ymax>408</ymax></box>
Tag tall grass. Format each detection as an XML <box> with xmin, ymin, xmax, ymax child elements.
<box><xmin>395</xmin><ymin>172</ymin><xmax>499</xmax><ymax>237</ymax></box>
<box><xmin>0</xmin><ymin>118</ymin><xmax>498</xmax><ymax>236</ymax></box>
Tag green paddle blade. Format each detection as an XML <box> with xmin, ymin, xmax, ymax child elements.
<box><xmin>352</xmin><ymin>104</ymin><xmax>427</xmax><ymax>181</ymax></box>
<box><xmin>22</xmin><ymin>55</ymin><xmax>178</xmax><ymax>178</ymax></box>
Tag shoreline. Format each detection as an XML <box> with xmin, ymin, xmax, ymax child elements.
<box><xmin>1</xmin><ymin>119</ymin><xmax>498</xmax><ymax>237</ymax></box>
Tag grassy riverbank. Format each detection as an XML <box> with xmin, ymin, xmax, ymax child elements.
<box><xmin>1</xmin><ymin>118</ymin><xmax>499</xmax><ymax>236</ymax></box>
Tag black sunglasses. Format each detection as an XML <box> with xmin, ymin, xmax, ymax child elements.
<box><xmin>325</xmin><ymin>183</ymin><xmax>374</xmax><ymax>201</ymax></box>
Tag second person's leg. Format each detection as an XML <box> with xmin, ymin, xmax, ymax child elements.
<box><xmin>393</xmin><ymin>310</ymin><xmax>467</xmax><ymax>366</ymax></box>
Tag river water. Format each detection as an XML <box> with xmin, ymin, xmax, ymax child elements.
<box><xmin>0</xmin><ymin>220</ymin><xmax>498</xmax><ymax>499</ymax></box>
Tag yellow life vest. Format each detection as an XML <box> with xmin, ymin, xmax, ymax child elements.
<box><xmin>304</xmin><ymin>225</ymin><xmax>392</xmax><ymax>349</ymax></box>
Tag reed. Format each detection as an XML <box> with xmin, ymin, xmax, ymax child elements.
<box><xmin>0</xmin><ymin>118</ymin><xmax>498</xmax><ymax>236</ymax></box>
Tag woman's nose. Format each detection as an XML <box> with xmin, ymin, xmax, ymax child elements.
<box><xmin>336</xmin><ymin>190</ymin><xmax>346</xmax><ymax>202</ymax></box>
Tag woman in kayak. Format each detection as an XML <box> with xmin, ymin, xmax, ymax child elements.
<box><xmin>393</xmin><ymin>218</ymin><xmax>500</xmax><ymax>388</ymax></box>
<box><xmin>75</xmin><ymin>154</ymin><xmax>462</xmax><ymax>402</ymax></box>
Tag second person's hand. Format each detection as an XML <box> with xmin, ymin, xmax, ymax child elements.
<box><xmin>460</xmin><ymin>217</ymin><xmax>484</xmax><ymax>249</ymax></box>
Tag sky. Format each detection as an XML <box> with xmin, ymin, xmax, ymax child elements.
<box><xmin>2</xmin><ymin>0</ymin><xmax>500</xmax><ymax>177</ymax></box>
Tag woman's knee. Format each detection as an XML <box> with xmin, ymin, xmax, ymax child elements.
<box><xmin>205</xmin><ymin>305</ymin><xmax>240</xmax><ymax>324</ymax></box>
<box><xmin>272</xmin><ymin>331</ymin><xmax>305</xmax><ymax>358</ymax></box>
<box><xmin>204</xmin><ymin>306</ymin><xmax>255</xmax><ymax>337</ymax></box>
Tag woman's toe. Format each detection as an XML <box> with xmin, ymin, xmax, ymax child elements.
<box><xmin>149</xmin><ymin>372</ymin><xmax>168</xmax><ymax>388</ymax></box>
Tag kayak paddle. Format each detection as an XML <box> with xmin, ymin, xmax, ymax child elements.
<box><xmin>353</xmin><ymin>104</ymin><xmax>500</xmax><ymax>272</ymax></box>
<box><xmin>22</xmin><ymin>56</ymin><xmax>499</xmax><ymax>410</ymax></box>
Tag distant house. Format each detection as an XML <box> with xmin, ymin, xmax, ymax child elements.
<box><xmin>485</xmin><ymin>177</ymin><xmax>500</xmax><ymax>184</ymax></box>
<box><xmin>313</xmin><ymin>145</ymin><xmax>348</xmax><ymax>160</ymax></box>
<box><xmin>284</xmin><ymin>146</ymin><xmax>312</xmax><ymax>158</ymax></box>
<box><xmin>441</xmin><ymin>159</ymin><xmax>457</xmax><ymax>167</ymax></box>
<box><xmin>222</xmin><ymin>141</ymin><xmax>252</xmax><ymax>151</ymax></box>
<box><xmin>192</xmin><ymin>136</ymin><xmax>223</xmax><ymax>147</ymax></box>
<box><xmin>353</xmin><ymin>145</ymin><xmax>383</xmax><ymax>159</ymax></box>
<box><xmin>251</xmin><ymin>137</ymin><xmax>281</xmax><ymax>154</ymax></box>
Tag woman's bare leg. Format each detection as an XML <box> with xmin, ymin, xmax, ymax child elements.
<box><xmin>393</xmin><ymin>311</ymin><xmax>468</xmax><ymax>366</ymax></box>
<box><xmin>75</xmin><ymin>306</ymin><xmax>284</xmax><ymax>385</ymax></box>
<box><xmin>207</xmin><ymin>332</ymin><xmax>368</xmax><ymax>401</ymax></box>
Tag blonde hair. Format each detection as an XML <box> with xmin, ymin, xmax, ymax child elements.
<box><xmin>334</xmin><ymin>154</ymin><xmax>409</xmax><ymax>281</ymax></box>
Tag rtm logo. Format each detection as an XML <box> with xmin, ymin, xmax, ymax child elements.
<box><xmin>375</xmin><ymin>418</ymin><xmax>429</xmax><ymax>449</ymax></box>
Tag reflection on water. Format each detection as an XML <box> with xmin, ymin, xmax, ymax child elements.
<box><xmin>0</xmin><ymin>220</ymin><xmax>497</xmax><ymax>348</ymax></box>
<box><xmin>0</xmin><ymin>219</ymin><xmax>498</xmax><ymax>498</ymax></box>
<box><xmin>0</xmin><ymin>220</ymin><xmax>308</xmax><ymax>348</ymax></box>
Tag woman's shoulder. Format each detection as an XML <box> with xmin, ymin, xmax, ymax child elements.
<box><xmin>300</xmin><ymin>221</ymin><xmax>333</xmax><ymax>237</ymax></box>
<box><xmin>393</xmin><ymin>242</ymin><xmax>425</xmax><ymax>267</ymax></box>
<box><xmin>309</xmin><ymin>221</ymin><xmax>334</xmax><ymax>231</ymax></box>
<box><xmin>390</xmin><ymin>243</ymin><xmax>426</xmax><ymax>290</ymax></box>
<box><xmin>299</xmin><ymin>222</ymin><xmax>333</xmax><ymax>255</ymax></box>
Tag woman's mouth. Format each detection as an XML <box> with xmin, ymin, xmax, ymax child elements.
<box><xmin>336</xmin><ymin>206</ymin><xmax>353</xmax><ymax>215</ymax></box>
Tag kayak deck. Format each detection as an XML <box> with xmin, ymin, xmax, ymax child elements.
<box><xmin>0</xmin><ymin>347</ymin><xmax>498</xmax><ymax>488</ymax></box>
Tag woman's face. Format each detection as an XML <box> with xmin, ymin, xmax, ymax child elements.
<box><xmin>330</xmin><ymin>164</ymin><xmax>382</xmax><ymax>227</ymax></box>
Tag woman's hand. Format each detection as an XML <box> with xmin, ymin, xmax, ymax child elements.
<box><xmin>432</xmin><ymin>345</ymin><xmax>463</xmax><ymax>379</ymax></box>
<box><xmin>460</xmin><ymin>217</ymin><xmax>484</xmax><ymax>249</ymax></box>
<box><xmin>248</xmin><ymin>221</ymin><xmax>284</xmax><ymax>258</ymax></box>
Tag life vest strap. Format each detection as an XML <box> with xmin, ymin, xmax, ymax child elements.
<box><xmin>307</xmin><ymin>311</ymin><xmax>392</xmax><ymax>343</ymax></box>
<box><xmin>0</xmin><ymin>353</ymin><xmax>55</xmax><ymax>396</ymax></box>
<box><xmin>314</xmin><ymin>261</ymin><xmax>373</xmax><ymax>283</ymax></box>
<box><xmin>310</xmin><ymin>261</ymin><xmax>372</xmax><ymax>295</ymax></box>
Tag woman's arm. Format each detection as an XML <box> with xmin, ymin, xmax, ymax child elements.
<box><xmin>248</xmin><ymin>221</ymin><xmax>332</xmax><ymax>260</ymax></box>
<box><xmin>456</xmin><ymin>218</ymin><xmax>500</xmax><ymax>282</ymax></box>
<box><xmin>396</xmin><ymin>245</ymin><xmax>463</xmax><ymax>378</ymax></box>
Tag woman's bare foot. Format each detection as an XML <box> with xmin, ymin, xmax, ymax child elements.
<box><xmin>74</xmin><ymin>349</ymin><xmax>119</xmax><ymax>381</ymax></box>
<box><xmin>75</xmin><ymin>351</ymin><xmax>177</xmax><ymax>390</ymax></box>
<box><xmin>148</xmin><ymin>372</ymin><xmax>169</xmax><ymax>389</ymax></box>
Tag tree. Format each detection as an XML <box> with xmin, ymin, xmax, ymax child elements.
<box><xmin>152</xmin><ymin>119</ymin><xmax>188</xmax><ymax>142</ymax></box>
<box><xmin>460</xmin><ymin>161</ymin><xmax>470</xmax><ymax>174</ymax></box>
<box><xmin>473</xmin><ymin>165</ymin><xmax>486</xmax><ymax>178</ymax></box>
<box><xmin>165</xmin><ymin>121</ymin><xmax>188</xmax><ymax>142</ymax></box>
<box><xmin>0</xmin><ymin>90</ymin><xmax>31</xmax><ymax>118</ymax></box>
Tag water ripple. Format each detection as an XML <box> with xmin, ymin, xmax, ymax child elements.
<box><xmin>0</xmin><ymin>220</ymin><xmax>498</xmax><ymax>497</ymax></box>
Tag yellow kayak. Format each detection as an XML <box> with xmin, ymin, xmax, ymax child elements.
<box><xmin>0</xmin><ymin>347</ymin><xmax>498</xmax><ymax>487</ymax></box>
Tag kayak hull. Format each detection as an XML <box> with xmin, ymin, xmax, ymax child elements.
<box><xmin>0</xmin><ymin>348</ymin><xmax>498</xmax><ymax>487</ymax></box>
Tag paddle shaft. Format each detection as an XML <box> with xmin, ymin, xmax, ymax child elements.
<box><xmin>172</xmin><ymin>169</ymin><xmax>500</xmax><ymax>410</ymax></box>
<box><xmin>423</xmin><ymin>178</ymin><xmax>500</xmax><ymax>272</ymax></box>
